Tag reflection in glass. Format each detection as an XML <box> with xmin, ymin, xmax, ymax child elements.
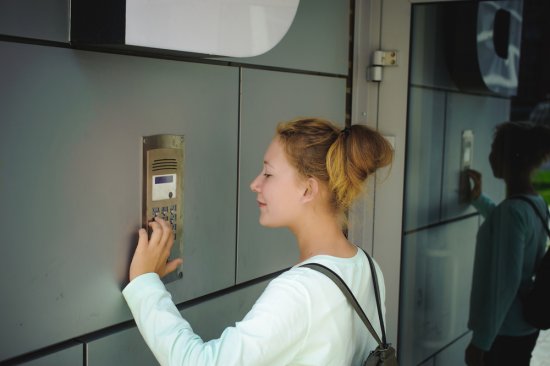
<box><xmin>400</xmin><ymin>1</ymin><xmax>550</xmax><ymax>365</ymax></box>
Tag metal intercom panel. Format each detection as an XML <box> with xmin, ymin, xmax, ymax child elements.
<box><xmin>142</xmin><ymin>135</ymin><xmax>184</xmax><ymax>283</ymax></box>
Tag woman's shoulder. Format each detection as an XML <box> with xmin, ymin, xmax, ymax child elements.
<box><xmin>285</xmin><ymin>249</ymin><xmax>371</xmax><ymax>289</ymax></box>
<box><xmin>496</xmin><ymin>195</ymin><xmax>547</xmax><ymax>224</ymax></box>
<box><xmin>500</xmin><ymin>194</ymin><xmax>546</xmax><ymax>211</ymax></box>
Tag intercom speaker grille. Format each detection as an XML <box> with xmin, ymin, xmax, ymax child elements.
<box><xmin>152</xmin><ymin>158</ymin><xmax>178</xmax><ymax>171</ymax></box>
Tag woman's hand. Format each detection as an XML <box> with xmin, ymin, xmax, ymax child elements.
<box><xmin>129</xmin><ymin>217</ymin><xmax>183</xmax><ymax>282</ymax></box>
<box><xmin>466</xmin><ymin>169</ymin><xmax>482</xmax><ymax>201</ymax></box>
<box><xmin>465</xmin><ymin>343</ymin><xmax>485</xmax><ymax>366</ymax></box>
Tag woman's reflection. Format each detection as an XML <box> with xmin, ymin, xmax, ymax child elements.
<box><xmin>464</xmin><ymin>121</ymin><xmax>550</xmax><ymax>366</ymax></box>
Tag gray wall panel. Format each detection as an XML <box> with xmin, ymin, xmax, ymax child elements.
<box><xmin>0</xmin><ymin>0</ymin><xmax>68</xmax><ymax>42</ymax></box>
<box><xmin>0</xmin><ymin>41</ymin><xmax>238</xmax><ymax>361</ymax></box>
<box><xmin>19</xmin><ymin>343</ymin><xmax>83</xmax><ymax>366</ymax></box>
<box><xmin>237</xmin><ymin>69</ymin><xmax>346</xmax><ymax>283</ymax></box>
<box><xmin>222</xmin><ymin>0</ymin><xmax>349</xmax><ymax>75</ymax></box>
<box><xmin>87</xmin><ymin>280</ymin><xmax>269</xmax><ymax>365</ymax></box>
<box><xmin>87</xmin><ymin>328</ymin><xmax>157</xmax><ymax>366</ymax></box>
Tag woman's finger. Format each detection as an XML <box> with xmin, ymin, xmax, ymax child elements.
<box><xmin>155</xmin><ymin>217</ymin><xmax>173</xmax><ymax>249</ymax></box>
<box><xmin>148</xmin><ymin>220</ymin><xmax>163</xmax><ymax>246</ymax></box>
<box><xmin>162</xmin><ymin>258</ymin><xmax>183</xmax><ymax>277</ymax></box>
<box><xmin>136</xmin><ymin>228</ymin><xmax>149</xmax><ymax>252</ymax></box>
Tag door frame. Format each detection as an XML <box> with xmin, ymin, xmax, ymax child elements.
<box><xmin>349</xmin><ymin>0</ymin><xmax>462</xmax><ymax>348</ymax></box>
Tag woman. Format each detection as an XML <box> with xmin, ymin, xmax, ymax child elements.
<box><xmin>123</xmin><ymin>117</ymin><xmax>393</xmax><ymax>365</ymax></box>
<box><xmin>465</xmin><ymin>121</ymin><xmax>550</xmax><ymax>366</ymax></box>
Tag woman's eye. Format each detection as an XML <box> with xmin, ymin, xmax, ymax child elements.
<box><xmin>263</xmin><ymin>173</ymin><xmax>272</xmax><ymax>178</ymax></box>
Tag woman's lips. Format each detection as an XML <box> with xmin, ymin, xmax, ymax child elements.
<box><xmin>257</xmin><ymin>201</ymin><xmax>266</xmax><ymax>208</ymax></box>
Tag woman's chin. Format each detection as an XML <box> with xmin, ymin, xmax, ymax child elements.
<box><xmin>259</xmin><ymin>217</ymin><xmax>280</xmax><ymax>228</ymax></box>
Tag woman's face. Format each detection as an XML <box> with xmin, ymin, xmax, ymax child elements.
<box><xmin>250</xmin><ymin>137</ymin><xmax>307</xmax><ymax>228</ymax></box>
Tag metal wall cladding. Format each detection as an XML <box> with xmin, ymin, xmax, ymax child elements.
<box><xmin>0</xmin><ymin>0</ymin><xmax>68</xmax><ymax>42</ymax></box>
<box><xmin>237</xmin><ymin>68</ymin><xmax>347</xmax><ymax>283</ymax></box>
<box><xmin>0</xmin><ymin>0</ymin><xmax>351</xmax><ymax>362</ymax></box>
<box><xmin>0</xmin><ymin>0</ymin><xmax>349</xmax><ymax>75</ymax></box>
<box><xmin>18</xmin><ymin>343</ymin><xmax>82</xmax><ymax>366</ymax></box>
<box><xmin>0</xmin><ymin>40</ymin><xmax>239</xmax><ymax>361</ymax></box>
<box><xmin>221</xmin><ymin>0</ymin><xmax>350</xmax><ymax>75</ymax></box>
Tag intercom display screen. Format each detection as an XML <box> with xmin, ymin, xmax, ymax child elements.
<box><xmin>155</xmin><ymin>175</ymin><xmax>174</xmax><ymax>184</ymax></box>
<box><xmin>152</xmin><ymin>173</ymin><xmax>177</xmax><ymax>201</ymax></box>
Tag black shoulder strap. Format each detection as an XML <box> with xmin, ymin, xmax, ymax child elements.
<box><xmin>300</xmin><ymin>250</ymin><xmax>387</xmax><ymax>347</ymax></box>
<box><xmin>508</xmin><ymin>195</ymin><xmax>550</xmax><ymax>238</ymax></box>
<box><xmin>365</xmin><ymin>251</ymin><xmax>387</xmax><ymax>345</ymax></box>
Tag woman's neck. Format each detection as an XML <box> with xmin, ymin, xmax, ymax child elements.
<box><xmin>505</xmin><ymin>174</ymin><xmax>537</xmax><ymax>197</ymax></box>
<box><xmin>291</xmin><ymin>213</ymin><xmax>356</xmax><ymax>262</ymax></box>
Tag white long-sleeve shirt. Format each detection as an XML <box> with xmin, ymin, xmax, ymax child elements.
<box><xmin>122</xmin><ymin>249</ymin><xmax>386</xmax><ymax>366</ymax></box>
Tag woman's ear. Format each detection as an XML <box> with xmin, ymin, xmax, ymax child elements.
<box><xmin>301</xmin><ymin>177</ymin><xmax>319</xmax><ymax>203</ymax></box>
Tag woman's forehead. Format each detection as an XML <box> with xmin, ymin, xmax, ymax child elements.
<box><xmin>264</xmin><ymin>138</ymin><xmax>294</xmax><ymax>169</ymax></box>
<box><xmin>264</xmin><ymin>138</ymin><xmax>283</xmax><ymax>161</ymax></box>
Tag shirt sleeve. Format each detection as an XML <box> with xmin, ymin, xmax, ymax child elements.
<box><xmin>471</xmin><ymin>194</ymin><xmax>496</xmax><ymax>218</ymax></box>
<box><xmin>468</xmin><ymin>203</ymin><xmax>527</xmax><ymax>350</ymax></box>
<box><xmin>122</xmin><ymin>272</ymin><xmax>311</xmax><ymax>366</ymax></box>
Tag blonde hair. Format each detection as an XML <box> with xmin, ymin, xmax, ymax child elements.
<box><xmin>276</xmin><ymin>117</ymin><xmax>393</xmax><ymax>211</ymax></box>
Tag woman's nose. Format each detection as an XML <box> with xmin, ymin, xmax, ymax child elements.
<box><xmin>250</xmin><ymin>174</ymin><xmax>261</xmax><ymax>192</ymax></box>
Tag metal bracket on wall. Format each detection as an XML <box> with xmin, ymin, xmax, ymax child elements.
<box><xmin>367</xmin><ymin>50</ymin><xmax>398</xmax><ymax>82</ymax></box>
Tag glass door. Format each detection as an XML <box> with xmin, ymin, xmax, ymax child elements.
<box><xmin>351</xmin><ymin>0</ymin><xmax>550</xmax><ymax>365</ymax></box>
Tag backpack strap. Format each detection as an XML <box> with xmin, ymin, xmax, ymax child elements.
<box><xmin>300</xmin><ymin>250</ymin><xmax>388</xmax><ymax>347</ymax></box>
<box><xmin>366</xmin><ymin>251</ymin><xmax>388</xmax><ymax>346</ymax></box>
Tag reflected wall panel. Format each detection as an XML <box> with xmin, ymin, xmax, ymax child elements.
<box><xmin>399</xmin><ymin>217</ymin><xmax>477</xmax><ymax>366</ymax></box>
<box><xmin>409</xmin><ymin>4</ymin><xmax>458</xmax><ymax>90</ymax></box>
<box><xmin>222</xmin><ymin>0</ymin><xmax>349</xmax><ymax>75</ymax></box>
<box><xmin>0</xmin><ymin>41</ymin><xmax>238</xmax><ymax>361</ymax></box>
<box><xmin>238</xmin><ymin>68</ymin><xmax>346</xmax><ymax>283</ymax></box>
<box><xmin>441</xmin><ymin>93</ymin><xmax>509</xmax><ymax>221</ymax></box>
<box><xmin>0</xmin><ymin>0</ymin><xmax>68</xmax><ymax>42</ymax></box>
<box><xmin>87</xmin><ymin>280</ymin><xmax>269</xmax><ymax>365</ymax></box>
<box><xmin>404</xmin><ymin>87</ymin><xmax>446</xmax><ymax>231</ymax></box>
<box><xmin>433</xmin><ymin>333</ymin><xmax>471</xmax><ymax>366</ymax></box>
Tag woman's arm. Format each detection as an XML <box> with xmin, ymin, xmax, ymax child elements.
<box><xmin>123</xmin><ymin>219</ymin><xmax>311</xmax><ymax>365</ymax></box>
<box><xmin>123</xmin><ymin>271</ymin><xmax>311</xmax><ymax>366</ymax></box>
